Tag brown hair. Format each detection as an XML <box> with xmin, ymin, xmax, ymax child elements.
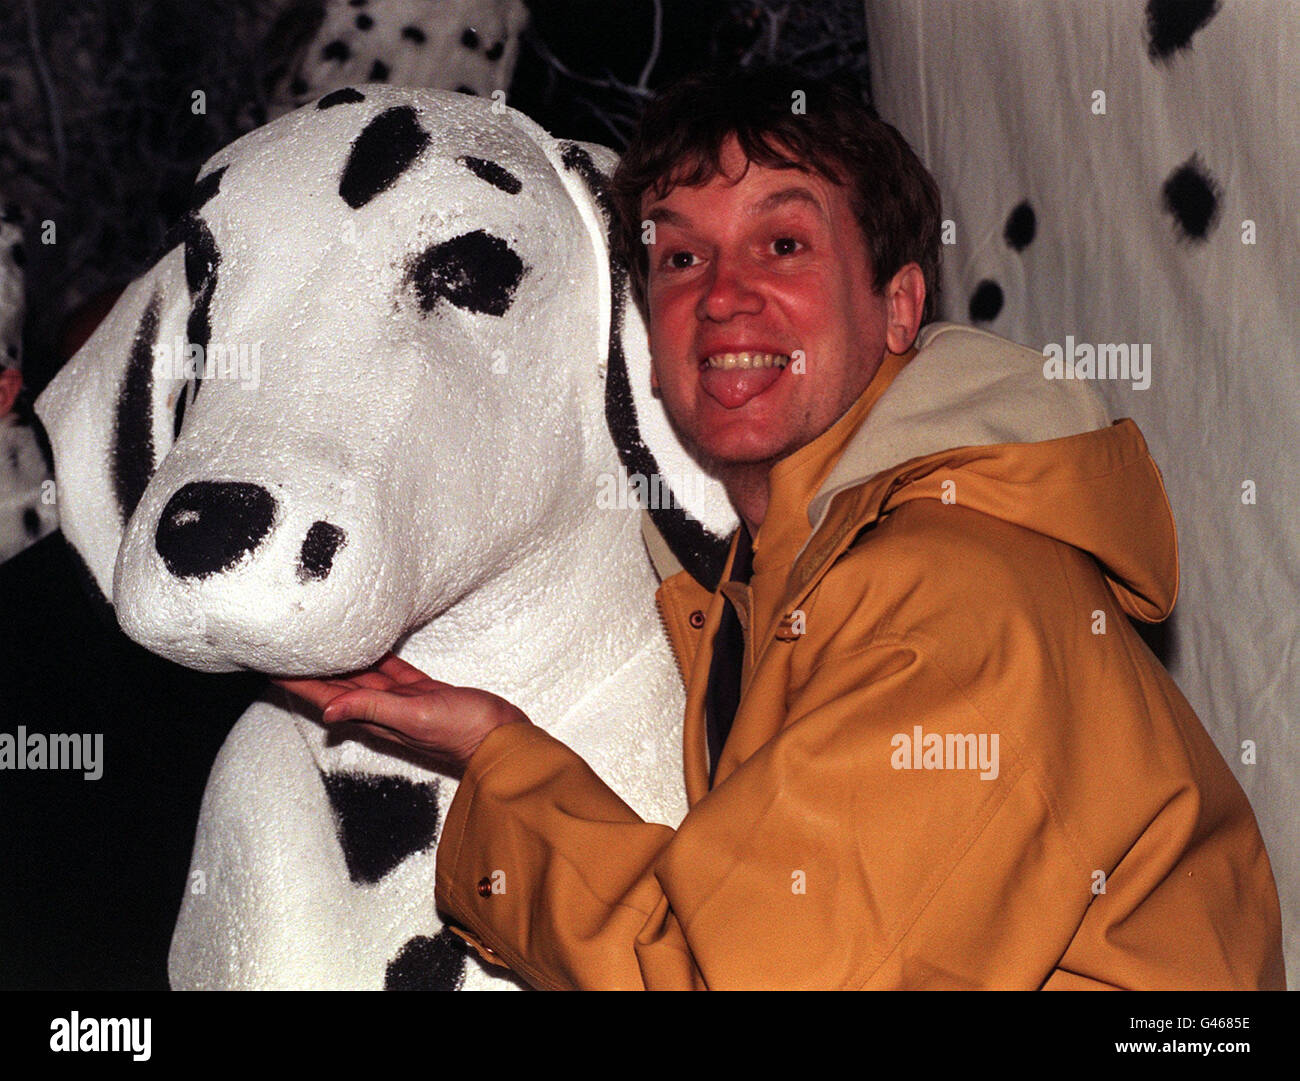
<box><xmin>611</xmin><ymin>65</ymin><xmax>942</xmax><ymax>324</ymax></box>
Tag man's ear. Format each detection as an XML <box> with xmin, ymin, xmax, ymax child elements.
<box><xmin>0</xmin><ymin>366</ymin><xmax>20</xmax><ymax>417</ymax></box>
<box><xmin>884</xmin><ymin>263</ymin><xmax>927</xmax><ymax>355</ymax></box>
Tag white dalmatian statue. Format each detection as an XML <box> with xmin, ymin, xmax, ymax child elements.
<box><xmin>36</xmin><ymin>86</ymin><xmax>735</xmax><ymax>989</ymax></box>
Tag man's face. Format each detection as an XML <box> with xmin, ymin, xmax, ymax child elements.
<box><xmin>642</xmin><ymin>137</ymin><xmax>906</xmax><ymax>471</ymax></box>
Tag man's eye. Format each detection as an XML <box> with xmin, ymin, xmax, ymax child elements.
<box><xmin>666</xmin><ymin>250</ymin><xmax>697</xmax><ymax>270</ymax></box>
<box><xmin>771</xmin><ymin>237</ymin><xmax>802</xmax><ymax>256</ymax></box>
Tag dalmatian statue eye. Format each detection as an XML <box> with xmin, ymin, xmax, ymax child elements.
<box><xmin>404</xmin><ymin>228</ymin><xmax>526</xmax><ymax>317</ymax></box>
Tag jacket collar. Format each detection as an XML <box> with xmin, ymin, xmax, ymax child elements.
<box><xmin>751</xmin><ymin>347</ymin><xmax>913</xmax><ymax>578</ymax></box>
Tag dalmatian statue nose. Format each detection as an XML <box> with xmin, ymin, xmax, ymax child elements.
<box><xmin>155</xmin><ymin>480</ymin><xmax>278</xmax><ymax>579</ymax></box>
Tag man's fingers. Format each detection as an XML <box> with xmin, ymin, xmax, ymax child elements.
<box><xmin>275</xmin><ymin>677</ymin><xmax>361</xmax><ymax>709</ymax></box>
<box><xmin>376</xmin><ymin>653</ymin><xmax>439</xmax><ymax>687</ymax></box>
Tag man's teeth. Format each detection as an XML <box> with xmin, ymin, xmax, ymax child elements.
<box><xmin>705</xmin><ymin>352</ymin><xmax>790</xmax><ymax>370</ymax></box>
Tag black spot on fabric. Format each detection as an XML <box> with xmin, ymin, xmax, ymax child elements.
<box><xmin>460</xmin><ymin>27</ymin><xmax>479</xmax><ymax>49</ymax></box>
<box><xmin>112</xmin><ymin>291</ymin><xmax>162</xmax><ymax>525</ymax></box>
<box><xmin>155</xmin><ymin>481</ymin><xmax>277</xmax><ymax>579</ymax></box>
<box><xmin>1146</xmin><ymin>0</ymin><xmax>1220</xmax><ymax>62</ymax></box>
<box><xmin>297</xmin><ymin>521</ymin><xmax>347</xmax><ymax>582</ymax></box>
<box><xmin>1004</xmin><ymin>201</ymin><xmax>1036</xmax><ymax>251</ymax></box>
<box><xmin>322</xmin><ymin>39</ymin><xmax>351</xmax><ymax>63</ymax></box>
<box><xmin>290</xmin><ymin>77</ymin><xmax>309</xmax><ymax>96</ymax></box>
<box><xmin>172</xmin><ymin>387</ymin><xmax>187</xmax><ymax>440</ymax></box>
<box><xmin>457</xmin><ymin>156</ymin><xmax>522</xmax><ymax>195</ymax></box>
<box><xmin>322</xmin><ymin>772</ymin><xmax>441</xmax><ymax>885</ymax></box>
<box><xmin>10</xmin><ymin>241</ymin><xmax>24</xmax><ymax>268</ymax></box>
<box><xmin>318</xmin><ymin>87</ymin><xmax>366</xmax><ymax>109</ymax></box>
<box><xmin>1162</xmin><ymin>154</ymin><xmax>1221</xmax><ymax>241</ymax></box>
<box><xmin>558</xmin><ymin>140</ymin><xmax>731</xmax><ymax>590</ymax></box>
<box><xmin>384</xmin><ymin>930</ymin><xmax>467</xmax><ymax>991</ymax></box>
<box><xmin>338</xmin><ymin>106</ymin><xmax>431</xmax><ymax>209</ymax></box>
<box><xmin>485</xmin><ymin>41</ymin><xmax>504</xmax><ymax>62</ymax></box>
<box><xmin>454</xmin><ymin>85</ymin><xmax>477</xmax><ymax>96</ymax></box>
<box><xmin>22</xmin><ymin>507</ymin><xmax>40</xmax><ymax>538</ymax></box>
<box><xmin>407</xmin><ymin>230</ymin><xmax>525</xmax><ymax>317</ymax></box>
<box><xmin>355</xmin><ymin>13</ymin><xmax>373</xmax><ymax>30</ymax></box>
<box><xmin>402</xmin><ymin>25</ymin><xmax>426</xmax><ymax>44</ymax></box>
<box><xmin>968</xmin><ymin>279</ymin><xmax>1003</xmax><ymax>322</ymax></box>
<box><xmin>368</xmin><ymin>59</ymin><xmax>390</xmax><ymax>82</ymax></box>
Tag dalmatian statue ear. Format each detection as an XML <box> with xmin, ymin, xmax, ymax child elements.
<box><xmin>36</xmin><ymin>243</ymin><xmax>194</xmax><ymax>603</ymax></box>
<box><xmin>540</xmin><ymin>135</ymin><xmax>738</xmax><ymax>589</ymax></box>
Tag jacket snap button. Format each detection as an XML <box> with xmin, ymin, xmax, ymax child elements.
<box><xmin>476</xmin><ymin>876</ymin><xmax>493</xmax><ymax>897</ymax></box>
<box><xmin>688</xmin><ymin>610</ymin><xmax>705</xmax><ymax>629</ymax></box>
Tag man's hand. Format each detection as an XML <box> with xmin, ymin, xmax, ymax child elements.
<box><xmin>274</xmin><ymin>653</ymin><xmax>530</xmax><ymax>778</ymax></box>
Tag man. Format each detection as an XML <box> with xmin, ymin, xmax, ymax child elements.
<box><xmin>280</xmin><ymin>68</ymin><xmax>1284</xmax><ymax>989</ymax></box>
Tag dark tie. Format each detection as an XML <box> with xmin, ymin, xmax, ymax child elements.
<box><xmin>705</xmin><ymin>524</ymin><xmax>753</xmax><ymax>786</ymax></box>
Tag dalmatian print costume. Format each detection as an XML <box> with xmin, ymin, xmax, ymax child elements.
<box><xmin>268</xmin><ymin>0</ymin><xmax>528</xmax><ymax>118</ymax></box>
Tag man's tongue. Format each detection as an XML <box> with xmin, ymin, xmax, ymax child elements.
<box><xmin>700</xmin><ymin>363</ymin><xmax>784</xmax><ymax>409</ymax></box>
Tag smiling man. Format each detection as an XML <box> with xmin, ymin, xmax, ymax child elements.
<box><xmin>282</xmin><ymin>67</ymin><xmax>1284</xmax><ymax>989</ymax></box>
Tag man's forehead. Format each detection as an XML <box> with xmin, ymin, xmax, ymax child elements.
<box><xmin>643</xmin><ymin>171</ymin><xmax>836</xmax><ymax>225</ymax></box>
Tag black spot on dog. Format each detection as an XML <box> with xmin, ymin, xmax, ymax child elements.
<box><xmin>322</xmin><ymin>772</ymin><xmax>441</xmax><ymax>885</ymax></box>
<box><xmin>22</xmin><ymin>507</ymin><xmax>40</xmax><ymax>539</ymax></box>
<box><xmin>339</xmin><ymin>106</ymin><xmax>431</xmax><ymax>209</ymax></box>
<box><xmin>322</xmin><ymin>39</ymin><xmax>351</xmax><ymax>63</ymax></box>
<box><xmin>1004</xmin><ymin>201</ymin><xmax>1036</xmax><ymax>251</ymax></box>
<box><xmin>402</xmin><ymin>25</ymin><xmax>426</xmax><ymax>44</ymax></box>
<box><xmin>968</xmin><ymin>279</ymin><xmax>1003</xmax><ymax>323</ymax></box>
<box><xmin>1162</xmin><ymin>154</ymin><xmax>1220</xmax><ymax>241</ymax></box>
<box><xmin>112</xmin><ymin>291</ymin><xmax>162</xmax><ymax>525</ymax></box>
<box><xmin>407</xmin><ymin>231</ymin><xmax>525</xmax><ymax>317</ymax></box>
<box><xmin>355</xmin><ymin>13</ymin><xmax>373</xmax><ymax>30</ymax></box>
<box><xmin>190</xmin><ymin>165</ymin><xmax>228</xmax><ymax>215</ymax></box>
<box><xmin>318</xmin><ymin>87</ymin><xmax>366</xmax><ymax>109</ymax></box>
<box><xmin>155</xmin><ymin>481</ymin><xmax>278</xmax><ymax>579</ymax></box>
<box><xmin>385</xmin><ymin>930</ymin><xmax>467</xmax><ymax>991</ymax></box>
<box><xmin>7</xmin><ymin>445</ymin><xmax>19</xmax><ymax>471</ymax></box>
<box><xmin>454</xmin><ymin>86</ymin><xmax>477</xmax><ymax>96</ymax></box>
<box><xmin>559</xmin><ymin>141</ymin><xmax>731</xmax><ymax>590</ymax></box>
<box><xmin>485</xmin><ymin>41</ymin><xmax>504</xmax><ymax>62</ymax></box>
<box><xmin>460</xmin><ymin>27</ymin><xmax>479</xmax><ymax>49</ymax></box>
<box><xmin>457</xmin><ymin>156</ymin><xmax>522</xmax><ymax>195</ymax></box>
<box><xmin>297</xmin><ymin>521</ymin><xmax>347</xmax><ymax>582</ymax></box>
<box><xmin>172</xmin><ymin>386</ymin><xmax>188</xmax><ymax>441</ymax></box>
<box><xmin>183</xmin><ymin>218</ymin><xmax>221</xmax><ymax>396</ymax></box>
<box><xmin>368</xmin><ymin>59</ymin><xmax>390</xmax><ymax>82</ymax></box>
<box><xmin>1146</xmin><ymin>0</ymin><xmax>1220</xmax><ymax>62</ymax></box>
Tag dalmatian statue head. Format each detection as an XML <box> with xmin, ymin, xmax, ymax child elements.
<box><xmin>37</xmin><ymin>85</ymin><xmax>735</xmax><ymax>678</ymax></box>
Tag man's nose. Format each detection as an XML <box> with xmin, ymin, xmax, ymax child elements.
<box><xmin>696</xmin><ymin>255</ymin><xmax>763</xmax><ymax>322</ymax></box>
